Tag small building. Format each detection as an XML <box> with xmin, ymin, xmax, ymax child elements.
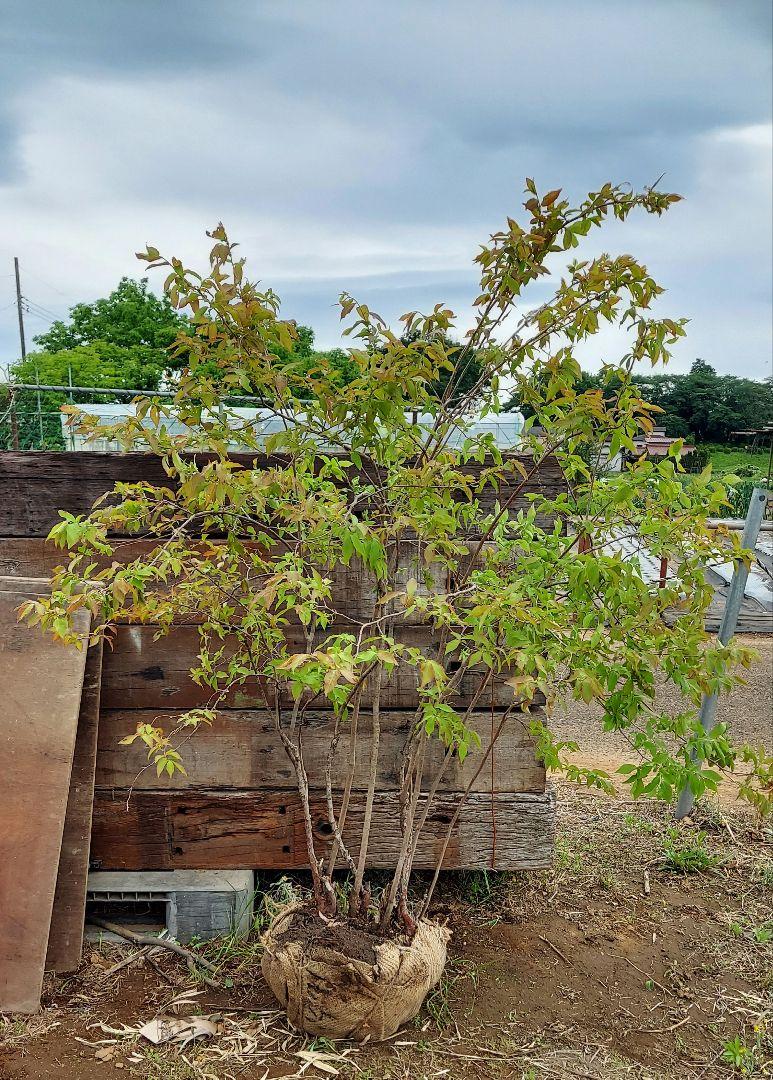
<box><xmin>631</xmin><ymin>426</ymin><xmax>695</xmax><ymax>459</ymax></box>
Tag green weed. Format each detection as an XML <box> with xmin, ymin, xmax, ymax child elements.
<box><xmin>661</xmin><ymin>828</ymin><xmax>720</xmax><ymax>873</ymax></box>
<box><xmin>424</xmin><ymin>957</ymin><xmax>480</xmax><ymax>1029</ymax></box>
<box><xmin>722</xmin><ymin>1035</ymin><xmax>756</xmax><ymax>1075</ymax></box>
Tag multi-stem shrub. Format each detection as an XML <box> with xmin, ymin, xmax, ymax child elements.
<box><xmin>22</xmin><ymin>181</ymin><xmax>771</xmax><ymax>932</ymax></box>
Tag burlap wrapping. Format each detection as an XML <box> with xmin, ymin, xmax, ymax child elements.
<box><xmin>260</xmin><ymin>904</ymin><xmax>451</xmax><ymax>1041</ymax></box>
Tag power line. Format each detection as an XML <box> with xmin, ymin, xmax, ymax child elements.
<box><xmin>23</xmin><ymin>299</ymin><xmax>61</xmax><ymax>323</ymax></box>
<box><xmin>23</xmin><ymin>308</ymin><xmax>56</xmax><ymax>325</ymax></box>
<box><xmin>23</xmin><ymin>295</ymin><xmax>62</xmax><ymax>320</ymax></box>
<box><xmin>17</xmin><ymin>267</ymin><xmax>70</xmax><ymax>299</ymax></box>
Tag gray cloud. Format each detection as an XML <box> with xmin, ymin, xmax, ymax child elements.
<box><xmin>0</xmin><ymin>0</ymin><xmax>770</xmax><ymax>377</ymax></box>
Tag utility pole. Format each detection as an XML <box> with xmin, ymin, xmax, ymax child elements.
<box><xmin>14</xmin><ymin>257</ymin><xmax>26</xmax><ymax>360</ymax></box>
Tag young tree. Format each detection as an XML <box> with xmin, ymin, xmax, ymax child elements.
<box><xmin>23</xmin><ymin>182</ymin><xmax>771</xmax><ymax>1038</ymax></box>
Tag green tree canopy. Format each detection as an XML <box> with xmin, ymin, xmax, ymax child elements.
<box><xmin>11</xmin><ymin>343</ymin><xmax>166</xmax><ymax>392</ymax></box>
<box><xmin>636</xmin><ymin>359</ymin><xmax>773</xmax><ymax>442</ymax></box>
<box><xmin>2</xmin><ymin>277</ymin><xmax>188</xmax><ymax>449</ymax></box>
<box><xmin>507</xmin><ymin>358</ymin><xmax>773</xmax><ymax>443</ymax></box>
<box><xmin>33</xmin><ymin>277</ymin><xmax>187</xmax><ymax>361</ymax></box>
<box><xmin>2</xmin><ymin>343</ymin><xmax>165</xmax><ymax>449</ymax></box>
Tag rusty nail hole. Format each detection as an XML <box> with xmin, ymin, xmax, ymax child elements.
<box><xmin>282</xmin><ymin>844</ymin><xmax>291</xmax><ymax>854</ymax></box>
<box><xmin>278</xmin><ymin>805</ymin><xmax>286</xmax><ymax>815</ymax></box>
<box><xmin>174</xmin><ymin>846</ymin><xmax>184</xmax><ymax>855</ymax></box>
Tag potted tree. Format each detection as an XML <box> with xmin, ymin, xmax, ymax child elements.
<box><xmin>23</xmin><ymin>180</ymin><xmax>770</xmax><ymax>1041</ymax></box>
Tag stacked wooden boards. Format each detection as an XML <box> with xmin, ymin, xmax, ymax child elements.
<box><xmin>0</xmin><ymin>451</ymin><xmax>561</xmax><ymax>875</ymax></box>
<box><xmin>0</xmin><ymin>578</ymin><xmax>102</xmax><ymax>1012</ymax></box>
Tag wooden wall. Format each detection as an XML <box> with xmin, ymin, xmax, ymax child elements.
<box><xmin>0</xmin><ymin>452</ymin><xmax>562</xmax><ymax>872</ymax></box>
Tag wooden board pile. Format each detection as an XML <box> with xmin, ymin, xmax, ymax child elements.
<box><xmin>0</xmin><ymin>451</ymin><xmax>560</xmax><ymax>1006</ymax></box>
<box><xmin>0</xmin><ymin>578</ymin><xmax>102</xmax><ymax>1011</ymax></box>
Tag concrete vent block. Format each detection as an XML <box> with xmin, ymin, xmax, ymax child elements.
<box><xmin>87</xmin><ymin>870</ymin><xmax>255</xmax><ymax>943</ymax></box>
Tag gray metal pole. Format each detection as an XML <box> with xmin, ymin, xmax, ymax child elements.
<box><xmin>675</xmin><ymin>486</ymin><xmax>769</xmax><ymax>818</ymax></box>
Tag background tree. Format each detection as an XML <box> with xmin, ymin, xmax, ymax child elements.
<box><xmin>1</xmin><ymin>278</ymin><xmax>188</xmax><ymax>449</ymax></box>
<box><xmin>2</xmin><ymin>343</ymin><xmax>166</xmax><ymax>449</ymax></box>
<box><xmin>33</xmin><ymin>277</ymin><xmax>187</xmax><ymax>362</ymax></box>
<box><xmin>507</xmin><ymin>358</ymin><xmax>773</xmax><ymax>444</ymax></box>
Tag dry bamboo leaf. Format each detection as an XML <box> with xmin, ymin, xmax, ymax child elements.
<box><xmin>138</xmin><ymin>1015</ymin><xmax>218</xmax><ymax>1047</ymax></box>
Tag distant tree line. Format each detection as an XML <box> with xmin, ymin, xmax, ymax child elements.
<box><xmin>2</xmin><ymin>278</ymin><xmax>485</xmax><ymax>448</ymax></box>
<box><xmin>508</xmin><ymin>358</ymin><xmax>772</xmax><ymax>445</ymax></box>
<box><xmin>6</xmin><ymin>279</ymin><xmax>765</xmax><ymax>452</ymax></box>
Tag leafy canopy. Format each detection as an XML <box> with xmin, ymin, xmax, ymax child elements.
<box><xmin>33</xmin><ymin>277</ymin><xmax>186</xmax><ymax>358</ymax></box>
<box><xmin>2</xmin><ymin>343</ymin><xmax>167</xmax><ymax>450</ymax></box>
<box><xmin>509</xmin><ymin>358</ymin><xmax>773</xmax><ymax>444</ymax></box>
<box><xmin>22</xmin><ymin>180</ymin><xmax>771</xmax><ymax>922</ymax></box>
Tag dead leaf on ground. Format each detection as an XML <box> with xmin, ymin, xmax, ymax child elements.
<box><xmin>138</xmin><ymin>1015</ymin><xmax>219</xmax><ymax>1048</ymax></box>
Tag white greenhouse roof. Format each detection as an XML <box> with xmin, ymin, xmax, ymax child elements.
<box><xmin>60</xmin><ymin>403</ymin><xmax>525</xmax><ymax>452</ymax></box>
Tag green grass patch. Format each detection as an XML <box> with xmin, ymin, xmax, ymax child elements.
<box><xmin>707</xmin><ymin>446</ymin><xmax>770</xmax><ymax>478</ymax></box>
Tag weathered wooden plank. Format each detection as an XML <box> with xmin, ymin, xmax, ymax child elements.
<box><xmin>0</xmin><ymin>579</ymin><xmax>90</xmax><ymax>1013</ymax></box>
<box><xmin>0</xmin><ymin>451</ymin><xmax>567</xmax><ymax>538</ymax></box>
<box><xmin>0</xmin><ymin>537</ymin><xmax>482</xmax><ymax>627</ymax></box>
<box><xmin>96</xmin><ymin>707</ymin><xmax>545</xmax><ymax>793</ymax></box>
<box><xmin>99</xmin><ymin>623</ymin><xmax>518</xmax><ymax>709</ymax></box>
<box><xmin>90</xmin><ymin>789</ymin><xmax>556</xmax><ymax>871</ymax></box>
<box><xmin>46</xmin><ymin>640</ymin><xmax>103</xmax><ymax>973</ymax></box>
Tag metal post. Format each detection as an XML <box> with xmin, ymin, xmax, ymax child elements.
<box><xmin>8</xmin><ymin>386</ymin><xmax>20</xmax><ymax>450</ymax></box>
<box><xmin>67</xmin><ymin>362</ymin><xmax>75</xmax><ymax>451</ymax></box>
<box><xmin>675</xmin><ymin>486</ymin><xmax>770</xmax><ymax>818</ymax></box>
<box><xmin>34</xmin><ymin>358</ymin><xmax>44</xmax><ymax>447</ymax></box>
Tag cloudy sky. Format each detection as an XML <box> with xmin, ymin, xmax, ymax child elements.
<box><xmin>1</xmin><ymin>1</ymin><xmax>771</xmax><ymax>378</ymax></box>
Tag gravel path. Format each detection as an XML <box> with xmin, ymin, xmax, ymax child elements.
<box><xmin>549</xmin><ymin>634</ymin><xmax>772</xmax><ymax>794</ymax></box>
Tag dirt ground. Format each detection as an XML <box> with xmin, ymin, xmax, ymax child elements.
<box><xmin>550</xmin><ymin>634</ymin><xmax>772</xmax><ymax>796</ymax></box>
<box><xmin>1</xmin><ymin>638</ymin><xmax>771</xmax><ymax>1080</ymax></box>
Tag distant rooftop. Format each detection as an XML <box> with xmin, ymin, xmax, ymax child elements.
<box><xmin>631</xmin><ymin>426</ymin><xmax>695</xmax><ymax>457</ymax></box>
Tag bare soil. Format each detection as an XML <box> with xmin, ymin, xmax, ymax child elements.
<box><xmin>273</xmin><ymin>904</ymin><xmax>381</xmax><ymax>965</ymax></box>
<box><xmin>548</xmin><ymin>634</ymin><xmax>772</xmax><ymax>798</ymax></box>
<box><xmin>2</xmin><ymin>788</ymin><xmax>770</xmax><ymax>1079</ymax></box>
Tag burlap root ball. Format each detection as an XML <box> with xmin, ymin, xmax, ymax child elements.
<box><xmin>261</xmin><ymin>903</ymin><xmax>451</xmax><ymax>1041</ymax></box>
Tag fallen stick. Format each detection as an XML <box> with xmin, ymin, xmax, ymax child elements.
<box><xmin>637</xmin><ymin>1011</ymin><xmax>693</xmax><ymax>1035</ymax></box>
<box><xmin>612</xmin><ymin>954</ymin><xmax>674</xmax><ymax>998</ymax></box>
<box><xmin>90</xmin><ymin>918</ymin><xmax>220</xmax><ymax>982</ymax></box>
<box><xmin>538</xmin><ymin>935</ymin><xmax>571</xmax><ymax>965</ymax></box>
<box><xmin>103</xmin><ymin>944</ymin><xmax>160</xmax><ymax>977</ymax></box>
<box><xmin>145</xmin><ymin>954</ymin><xmax>179</xmax><ymax>986</ymax></box>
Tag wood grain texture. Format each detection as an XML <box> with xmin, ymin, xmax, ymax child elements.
<box><xmin>0</xmin><ymin>537</ymin><xmax>485</xmax><ymax>627</ymax></box>
<box><xmin>98</xmin><ymin>623</ymin><xmax>517</xmax><ymax>710</ymax></box>
<box><xmin>0</xmin><ymin>451</ymin><xmax>567</xmax><ymax>538</ymax></box>
<box><xmin>96</xmin><ymin>707</ymin><xmax>546</xmax><ymax>793</ymax></box>
<box><xmin>0</xmin><ymin>579</ymin><xmax>90</xmax><ymax>1012</ymax></box>
<box><xmin>46</xmin><ymin>640</ymin><xmax>103</xmax><ymax>973</ymax></box>
<box><xmin>90</xmin><ymin>788</ymin><xmax>556</xmax><ymax>872</ymax></box>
